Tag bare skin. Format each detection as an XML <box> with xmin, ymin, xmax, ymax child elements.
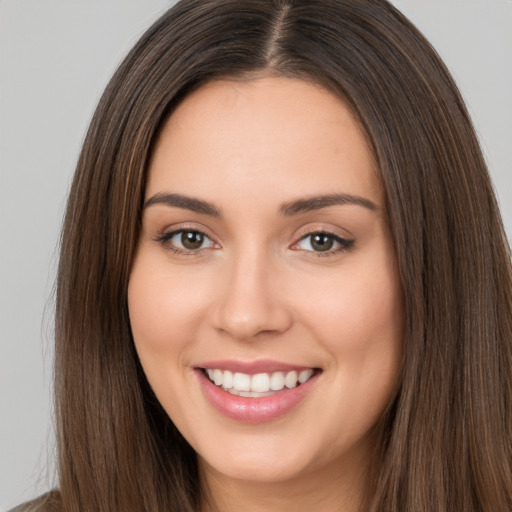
<box><xmin>128</xmin><ymin>77</ymin><xmax>403</xmax><ymax>512</ymax></box>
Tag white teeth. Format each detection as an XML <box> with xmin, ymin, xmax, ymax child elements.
<box><xmin>285</xmin><ymin>370</ymin><xmax>298</xmax><ymax>389</ymax></box>
<box><xmin>298</xmin><ymin>369</ymin><xmax>314</xmax><ymax>384</ymax></box>
<box><xmin>204</xmin><ymin>368</ymin><xmax>316</xmax><ymax>393</ymax></box>
<box><xmin>213</xmin><ymin>369</ymin><xmax>223</xmax><ymax>386</ymax></box>
<box><xmin>270</xmin><ymin>372</ymin><xmax>285</xmax><ymax>391</ymax></box>
<box><xmin>223</xmin><ymin>370</ymin><xmax>234</xmax><ymax>389</ymax></box>
<box><xmin>228</xmin><ymin>389</ymin><xmax>275</xmax><ymax>397</ymax></box>
<box><xmin>233</xmin><ymin>372</ymin><xmax>251</xmax><ymax>391</ymax></box>
<box><xmin>251</xmin><ymin>373</ymin><xmax>270</xmax><ymax>393</ymax></box>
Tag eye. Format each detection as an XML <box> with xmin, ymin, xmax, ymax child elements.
<box><xmin>157</xmin><ymin>229</ymin><xmax>217</xmax><ymax>253</ymax></box>
<box><xmin>293</xmin><ymin>232</ymin><xmax>353</xmax><ymax>254</ymax></box>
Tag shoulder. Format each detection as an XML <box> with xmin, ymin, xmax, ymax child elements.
<box><xmin>8</xmin><ymin>490</ymin><xmax>61</xmax><ymax>512</ymax></box>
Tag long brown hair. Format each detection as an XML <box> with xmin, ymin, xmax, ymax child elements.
<box><xmin>36</xmin><ymin>0</ymin><xmax>512</xmax><ymax>510</ymax></box>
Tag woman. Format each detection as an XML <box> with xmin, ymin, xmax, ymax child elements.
<box><xmin>14</xmin><ymin>0</ymin><xmax>512</xmax><ymax>511</ymax></box>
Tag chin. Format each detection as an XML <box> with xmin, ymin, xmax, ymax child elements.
<box><xmin>200</xmin><ymin>450</ymin><xmax>313</xmax><ymax>484</ymax></box>
<box><xmin>193</xmin><ymin>426</ymin><xmax>331</xmax><ymax>485</ymax></box>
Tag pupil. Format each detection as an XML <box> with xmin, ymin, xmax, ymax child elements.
<box><xmin>311</xmin><ymin>234</ymin><xmax>333</xmax><ymax>251</ymax></box>
<box><xmin>181</xmin><ymin>231</ymin><xmax>203</xmax><ymax>249</ymax></box>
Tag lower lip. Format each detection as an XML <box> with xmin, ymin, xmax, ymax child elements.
<box><xmin>196</xmin><ymin>369</ymin><xmax>320</xmax><ymax>423</ymax></box>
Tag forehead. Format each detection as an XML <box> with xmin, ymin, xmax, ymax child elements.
<box><xmin>146</xmin><ymin>77</ymin><xmax>382</xmax><ymax>209</ymax></box>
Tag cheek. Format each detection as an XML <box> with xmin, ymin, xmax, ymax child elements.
<box><xmin>128</xmin><ymin>272</ymin><xmax>188</xmax><ymax>392</ymax></box>
<box><xmin>299</xmin><ymin>265</ymin><xmax>403</xmax><ymax>354</ymax></box>
<box><xmin>297</xmin><ymin>257</ymin><xmax>403</xmax><ymax>418</ymax></box>
<box><xmin>307</xmin><ymin>272</ymin><xmax>403</xmax><ymax>429</ymax></box>
<box><xmin>127</xmin><ymin>256</ymin><xmax>205</xmax><ymax>418</ymax></box>
<box><xmin>128</xmin><ymin>255</ymin><xmax>209</xmax><ymax>356</ymax></box>
<box><xmin>127</xmin><ymin>254</ymin><xmax>222</xmax><ymax>438</ymax></box>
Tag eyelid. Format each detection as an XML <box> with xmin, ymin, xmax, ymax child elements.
<box><xmin>152</xmin><ymin>222</ymin><xmax>354</xmax><ymax>257</ymax></box>
<box><xmin>153</xmin><ymin>223</ymin><xmax>220</xmax><ymax>255</ymax></box>
<box><xmin>290</xmin><ymin>226</ymin><xmax>354</xmax><ymax>255</ymax></box>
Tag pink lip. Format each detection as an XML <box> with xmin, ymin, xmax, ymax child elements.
<box><xmin>195</xmin><ymin>367</ymin><xmax>321</xmax><ymax>423</ymax></box>
<box><xmin>195</xmin><ymin>359</ymin><xmax>313</xmax><ymax>374</ymax></box>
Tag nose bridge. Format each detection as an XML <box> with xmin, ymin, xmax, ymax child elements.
<box><xmin>213</xmin><ymin>241</ymin><xmax>291</xmax><ymax>340</ymax></box>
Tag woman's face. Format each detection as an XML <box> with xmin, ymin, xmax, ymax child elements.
<box><xmin>128</xmin><ymin>77</ymin><xmax>403</xmax><ymax>487</ymax></box>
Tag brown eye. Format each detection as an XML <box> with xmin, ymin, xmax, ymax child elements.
<box><xmin>158</xmin><ymin>229</ymin><xmax>216</xmax><ymax>253</ymax></box>
<box><xmin>181</xmin><ymin>231</ymin><xmax>205</xmax><ymax>250</ymax></box>
<box><xmin>293</xmin><ymin>232</ymin><xmax>354</xmax><ymax>254</ymax></box>
<box><xmin>310</xmin><ymin>234</ymin><xmax>334</xmax><ymax>252</ymax></box>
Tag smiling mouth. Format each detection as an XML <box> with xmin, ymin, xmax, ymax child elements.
<box><xmin>202</xmin><ymin>368</ymin><xmax>320</xmax><ymax>397</ymax></box>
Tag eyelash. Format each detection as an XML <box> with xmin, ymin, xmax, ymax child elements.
<box><xmin>154</xmin><ymin>228</ymin><xmax>354</xmax><ymax>257</ymax></box>
<box><xmin>154</xmin><ymin>227</ymin><xmax>217</xmax><ymax>256</ymax></box>
<box><xmin>291</xmin><ymin>230</ymin><xmax>354</xmax><ymax>256</ymax></box>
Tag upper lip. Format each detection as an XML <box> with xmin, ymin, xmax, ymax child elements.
<box><xmin>195</xmin><ymin>359</ymin><xmax>318</xmax><ymax>374</ymax></box>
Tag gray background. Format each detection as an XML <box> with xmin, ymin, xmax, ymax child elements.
<box><xmin>1</xmin><ymin>0</ymin><xmax>510</xmax><ymax>509</ymax></box>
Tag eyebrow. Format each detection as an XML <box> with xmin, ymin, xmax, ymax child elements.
<box><xmin>279</xmin><ymin>193</ymin><xmax>378</xmax><ymax>215</ymax></box>
<box><xmin>143</xmin><ymin>192</ymin><xmax>377</xmax><ymax>216</ymax></box>
<box><xmin>144</xmin><ymin>193</ymin><xmax>221</xmax><ymax>216</ymax></box>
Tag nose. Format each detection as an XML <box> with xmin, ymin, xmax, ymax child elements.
<box><xmin>212</xmin><ymin>247</ymin><xmax>293</xmax><ymax>341</ymax></box>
